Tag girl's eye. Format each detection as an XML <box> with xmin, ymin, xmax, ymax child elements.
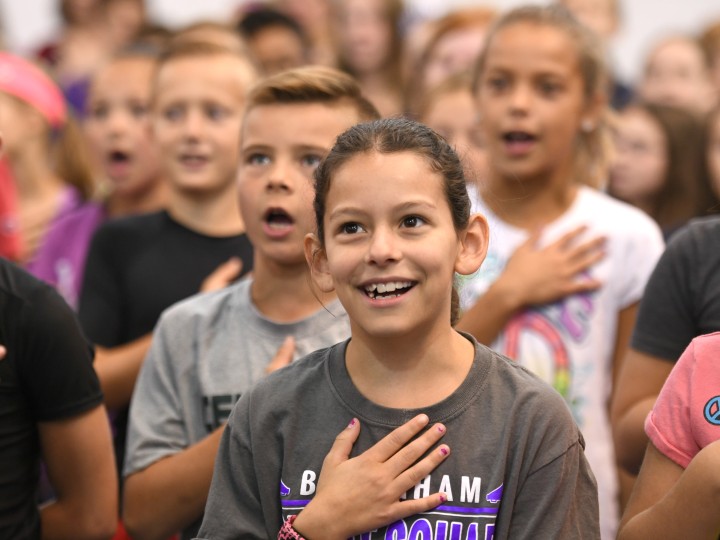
<box><xmin>340</xmin><ymin>222</ymin><xmax>364</xmax><ymax>235</ymax></box>
<box><xmin>401</xmin><ymin>215</ymin><xmax>426</xmax><ymax>228</ymax></box>
<box><xmin>247</xmin><ymin>153</ymin><xmax>270</xmax><ymax>166</ymax></box>
<box><xmin>538</xmin><ymin>81</ymin><xmax>562</xmax><ymax>96</ymax></box>
<box><xmin>486</xmin><ymin>76</ymin><xmax>508</xmax><ymax>92</ymax></box>
<box><xmin>300</xmin><ymin>154</ymin><xmax>323</xmax><ymax>169</ymax></box>
<box><xmin>90</xmin><ymin>104</ymin><xmax>109</xmax><ymax>121</ymax></box>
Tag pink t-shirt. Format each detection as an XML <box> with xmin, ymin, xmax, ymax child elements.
<box><xmin>645</xmin><ymin>331</ymin><xmax>720</xmax><ymax>468</ymax></box>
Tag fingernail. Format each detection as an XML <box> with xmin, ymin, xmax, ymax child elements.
<box><xmin>439</xmin><ymin>493</ymin><xmax>447</xmax><ymax>503</ymax></box>
<box><xmin>417</xmin><ymin>414</ymin><xmax>429</xmax><ymax>424</ymax></box>
<box><xmin>439</xmin><ymin>446</ymin><xmax>449</xmax><ymax>456</ymax></box>
<box><xmin>437</xmin><ymin>425</ymin><xmax>445</xmax><ymax>433</ymax></box>
<box><xmin>347</xmin><ymin>418</ymin><xmax>357</xmax><ymax>428</ymax></box>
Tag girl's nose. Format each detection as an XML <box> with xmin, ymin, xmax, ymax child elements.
<box><xmin>364</xmin><ymin>226</ymin><xmax>400</xmax><ymax>265</ymax></box>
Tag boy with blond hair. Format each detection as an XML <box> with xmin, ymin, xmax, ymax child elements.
<box><xmin>78</xmin><ymin>41</ymin><xmax>257</xmax><ymax>474</ymax></box>
<box><xmin>122</xmin><ymin>66</ymin><xmax>379</xmax><ymax>540</ymax></box>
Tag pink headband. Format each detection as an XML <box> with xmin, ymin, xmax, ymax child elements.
<box><xmin>0</xmin><ymin>52</ymin><xmax>67</xmax><ymax>128</ymax></box>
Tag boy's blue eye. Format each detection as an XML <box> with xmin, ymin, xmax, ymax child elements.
<box><xmin>163</xmin><ymin>105</ymin><xmax>184</xmax><ymax>121</ymax></box>
<box><xmin>538</xmin><ymin>80</ymin><xmax>562</xmax><ymax>96</ymax></box>
<box><xmin>402</xmin><ymin>215</ymin><xmax>426</xmax><ymax>228</ymax></box>
<box><xmin>301</xmin><ymin>154</ymin><xmax>323</xmax><ymax>169</ymax></box>
<box><xmin>247</xmin><ymin>153</ymin><xmax>270</xmax><ymax>166</ymax></box>
<box><xmin>206</xmin><ymin>104</ymin><xmax>229</xmax><ymax>120</ymax></box>
<box><xmin>486</xmin><ymin>76</ymin><xmax>508</xmax><ymax>92</ymax></box>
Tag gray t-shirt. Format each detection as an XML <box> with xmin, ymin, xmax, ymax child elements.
<box><xmin>124</xmin><ymin>278</ymin><xmax>350</xmax><ymax>539</ymax></box>
<box><xmin>196</xmin><ymin>335</ymin><xmax>600</xmax><ymax>539</ymax></box>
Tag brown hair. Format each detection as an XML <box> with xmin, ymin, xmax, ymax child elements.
<box><xmin>611</xmin><ymin>102</ymin><xmax>709</xmax><ymax>229</ymax></box>
<box><xmin>472</xmin><ymin>4</ymin><xmax>612</xmax><ymax>188</ymax></box>
<box><xmin>334</xmin><ymin>0</ymin><xmax>405</xmax><ymax>90</ymax></box>
<box><xmin>169</xmin><ymin>20</ymin><xmax>247</xmax><ymax>54</ymax></box>
<box><xmin>244</xmin><ymin>65</ymin><xmax>380</xmax><ymax>122</ymax></box>
<box><xmin>700</xmin><ymin>21</ymin><xmax>720</xmax><ymax>70</ymax></box>
<box><xmin>313</xmin><ymin>117</ymin><xmax>470</xmax><ymax>325</ymax></box>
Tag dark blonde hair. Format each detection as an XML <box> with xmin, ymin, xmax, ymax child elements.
<box><xmin>472</xmin><ymin>4</ymin><xmax>612</xmax><ymax>188</ymax></box>
<box><xmin>152</xmin><ymin>40</ymin><xmax>257</xmax><ymax>104</ymax></box>
<box><xmin>245</xmin><ymin>65</ymin><xmax>380</xmax><ymax>122</ymax></box>
<box><xmin>313</xmin><ymin>118</ymin><xmax>470</xmax><ymax>325</ymax></box>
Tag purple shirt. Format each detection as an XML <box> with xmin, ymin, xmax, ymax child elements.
<box><xmin>26</xmin><ymin>187</ymin><xmax>105</xmax><ymax>309</ymax></box>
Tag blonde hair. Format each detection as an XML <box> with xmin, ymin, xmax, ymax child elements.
<box><xmin>245</xmin><ymin>65</ymin><xmax>380</xmax><ymax>122</ymax></box>
<box><xmin>153</xmin><ymin>40</ymin><xmax>257</xmax><ymax>104</ymax></box>
<box><xmin>472</xmin><ymin>4</ymin><xmax>613</xmax><ymax>188</ymax></box>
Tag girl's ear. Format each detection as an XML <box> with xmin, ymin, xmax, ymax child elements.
<box><xmin>455</xmin><ymin>213</ymin><xmax>489</xmax><ymax>275</ymax></box>
<box><xmin>581</xmin><ymin>91</ymin><xmax>607</xmax><ymax>132</ymax></box>
<box><xmin>304</xmin><ymin>233</ymin><xmax>335</xmax><ymax>293</ymax></box>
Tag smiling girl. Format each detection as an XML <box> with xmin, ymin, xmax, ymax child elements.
<box><xmin>196</xmin><ymin>117</ymin><xmax>600</xmax><ymax>539</ymax></box>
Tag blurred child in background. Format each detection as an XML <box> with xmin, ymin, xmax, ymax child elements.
<box><xmin>609</xmin><ymin>102</ymin><xmax>713</xmax><ymax>239</ymax></box>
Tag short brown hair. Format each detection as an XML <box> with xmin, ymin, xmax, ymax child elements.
<box><xmin>244</xmin><ymin>65</ymin><xmax>380</xmax><ymax>122</ymax></box>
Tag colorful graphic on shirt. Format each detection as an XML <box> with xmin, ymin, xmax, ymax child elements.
<box><xmin>499</xmin><ymin>290</ymin><xmax>595</xmax><ymax>423</ymax></box>
<box><xmin>703</xmin><ymin>395</ymin><xmax>720</xmax><ymax>426</ymax></box>
<box><xmin>280</xmin><ymin>479</ymin><xmax>291</xmax><ymax>497</ymax></box>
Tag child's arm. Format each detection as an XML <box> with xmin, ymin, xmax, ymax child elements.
<box><xmin>457</xmin><ymin>225</ymin><xmax>604</xmax><ymax>344</ymax></box>
<box><xmin>618</xmin><ymin>441</ymin><xmax>720</xmax><ymax>539</ymax></box>
<box><xmin>610</xmin><ymin>348</ymin><xmax>675</xmax><ymax>474</ymax></box>
<box><xmin>123</xmin><ymin>332</ymin><xmax>296</xmax><ymax>540</ymax></box>
<box><xmin>290</xmin><ymin>415</ymin><xmax>450</xmax><ymax>540</ymax></box>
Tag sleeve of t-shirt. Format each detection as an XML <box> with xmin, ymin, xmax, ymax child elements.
<box><xmin>18</xmin><ymin>283</ymin><xmax>103</xmax><ymax>421</ymax></box>
<box><xmin>505</xmin><ymin>392</ymin><xmax>601</xmax><ymax>539</ymax></box>
<box><xmin>631</xmin><ymin>225</ymin><xmax>698</xmax><ymax>361</ymax></box>
<box><xmin>78</xmin><ymin>223</ymin><xmax>124</xmax><ymax>347</ymax></box>
<box><xmin>644</xmin><ymin>339</ymin><xmax>699</xmax><ymax>469</ymax></box>
<box><xmin>195</xmin><ymin>397</ymin><xmax>270</xmax><ymax>539</ymax></box>
<box><xmin>613</xmin><ymin>214</ymin><xmax>665</xmax><ymax>310</ymax></box>
<box><xmin>124</xmin><ymin>310</ymin><xmax>189</xmax><ymax>477</ymax></box>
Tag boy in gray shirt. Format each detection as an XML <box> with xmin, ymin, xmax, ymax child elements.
<box><xmin>122</xmin><ymin>66</ymin><xmax>381</xmax><ymax>540</ymax></box>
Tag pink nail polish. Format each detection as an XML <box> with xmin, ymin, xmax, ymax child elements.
<box><xmin>437</xmin><ymin>425</ymin><xmax>445</xmax><ymax>433</ymax></box>
<box><xmin>439</xmin><ymin>493</ymin><xmax>447</xmax><ymax>503</ymax></box>
<box><xmin>439</xmin><ymin>447</ymin><xmax>449</xmax><ymax>456</ymax></box>
<box><xmin>347</xmin><ymin>418</ymin><xmax>357</xmax><ymax>428</ymax></box>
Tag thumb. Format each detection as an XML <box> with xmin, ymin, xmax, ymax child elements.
<box><xmin>265</xmin><ymin>336</ymin><xmax>295</xmax><ymax>374</ymax></box>
<box><xmin>217</xmin><ymin>257</ymin><xmax>243</xmax><ymax>280</ymax></box>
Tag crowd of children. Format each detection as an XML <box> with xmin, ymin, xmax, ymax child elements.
<box><xmin>2</xmin><ymin>0</ymin><xmax>720</xmax><ymax>538</ymax></box>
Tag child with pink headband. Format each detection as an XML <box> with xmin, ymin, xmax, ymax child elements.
<box><xmin>0</xmin><ymin>52</ymin><xmax>100</xmax><ymax>306</ymax></box>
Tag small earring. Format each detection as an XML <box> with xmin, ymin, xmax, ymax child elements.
<box><xmin>581</xmin><ymin>119</ymin><xmax>595</xmax><ymax>133</ymax></box>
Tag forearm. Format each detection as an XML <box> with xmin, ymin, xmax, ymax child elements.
<box><xmin>94</xmin><ymin>334</ymin><xmax>153</xmax><ymax>410</ymax></box>
<box><xmin>619</xmin><ymin>447</ymin><xmax>720</xmax><ymax>539</ymax></box>
<box><xmin>123</xmin><ymin>426</ymin><xmax>225</xmax><ymax>540</ymax></box>
<box><xmin>613</xmin><ymin>397</ymin><xmax>655</xmax><ymax>474</ymax></box>
<box><xmin>456</xmin><ymin>279</ymin><xmax>523</xmax><ymax>345</ymax></box>
<box><xmin>41</xmin><ymin>501</ymin><xmax>116</xmax><ymax>540</ymax></box>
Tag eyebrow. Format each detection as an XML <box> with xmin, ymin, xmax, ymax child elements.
<box><xmin>328</xmin><ymin>200</ymin><xmax>438</xmax><ymax>220</ymax></box>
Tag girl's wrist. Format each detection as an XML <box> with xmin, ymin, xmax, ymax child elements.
<box><xmin>279</xmin><ymin>515</ymin><xmax>307</xmax><ymax>540</ymax></box>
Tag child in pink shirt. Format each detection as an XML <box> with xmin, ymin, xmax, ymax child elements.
<box><xmin>618</xmin><ymin>331</ymin><xmax>720</xmax><ymax>538</ymax></box>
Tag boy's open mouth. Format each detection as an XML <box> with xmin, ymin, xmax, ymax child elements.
<box><xmin>108</xmin><ymin>150</ymin><xmax>131</xmax><ymax>164</ymax></box>
<box><xmin>362</xmin><ymin>281</ymin><xmax>416</xmax><ymax>299</ymax></box>
<box><xmin>264</xmin><ymin>208</ymin><xmax>294</xmax><ymax>230</ymax></box>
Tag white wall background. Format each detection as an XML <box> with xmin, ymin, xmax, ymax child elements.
<box><xmin>1</xmin><ymin>0</ymin><xmax>720</xmax><ymax>86</ymax></box>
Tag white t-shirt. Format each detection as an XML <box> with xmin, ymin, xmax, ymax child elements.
<box><xmin>460</xmin><ymin>186</ymin><xmax>664</xmax><ymax>540</ymax></box>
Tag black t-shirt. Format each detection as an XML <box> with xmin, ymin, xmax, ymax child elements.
<box><xmin>631</xmin><ymin>216</ymin><xmax>720</xmax><ymax>362</ymax></box>
<box><xmin>78</xmin><ymin>210</ymin><xmax>254</xmax><ymax>347</ymax></box>
<box><xmin>0</xmin><ymin>258</ymin><xmax>102</xmax><ymax>540</ymax></box>
<box><xmin>77</xmin><ymin>210</ymin><xmax>253</xmax><ymax>471</ymax></box>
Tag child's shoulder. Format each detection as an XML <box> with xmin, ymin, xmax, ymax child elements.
<box><xmin>93</xmin><ymin>210</ymin><xmax>167</xmax><ymax>240</ymax></box>
<box><xmin>576</xmin><ymin>187</ymin><xmax>659</xmax><ymax>231</ymax></box>
<box><xmin>158</xmin><ymin>277</ymin><xmax>251</xmax><ymax>331</ymax></box>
